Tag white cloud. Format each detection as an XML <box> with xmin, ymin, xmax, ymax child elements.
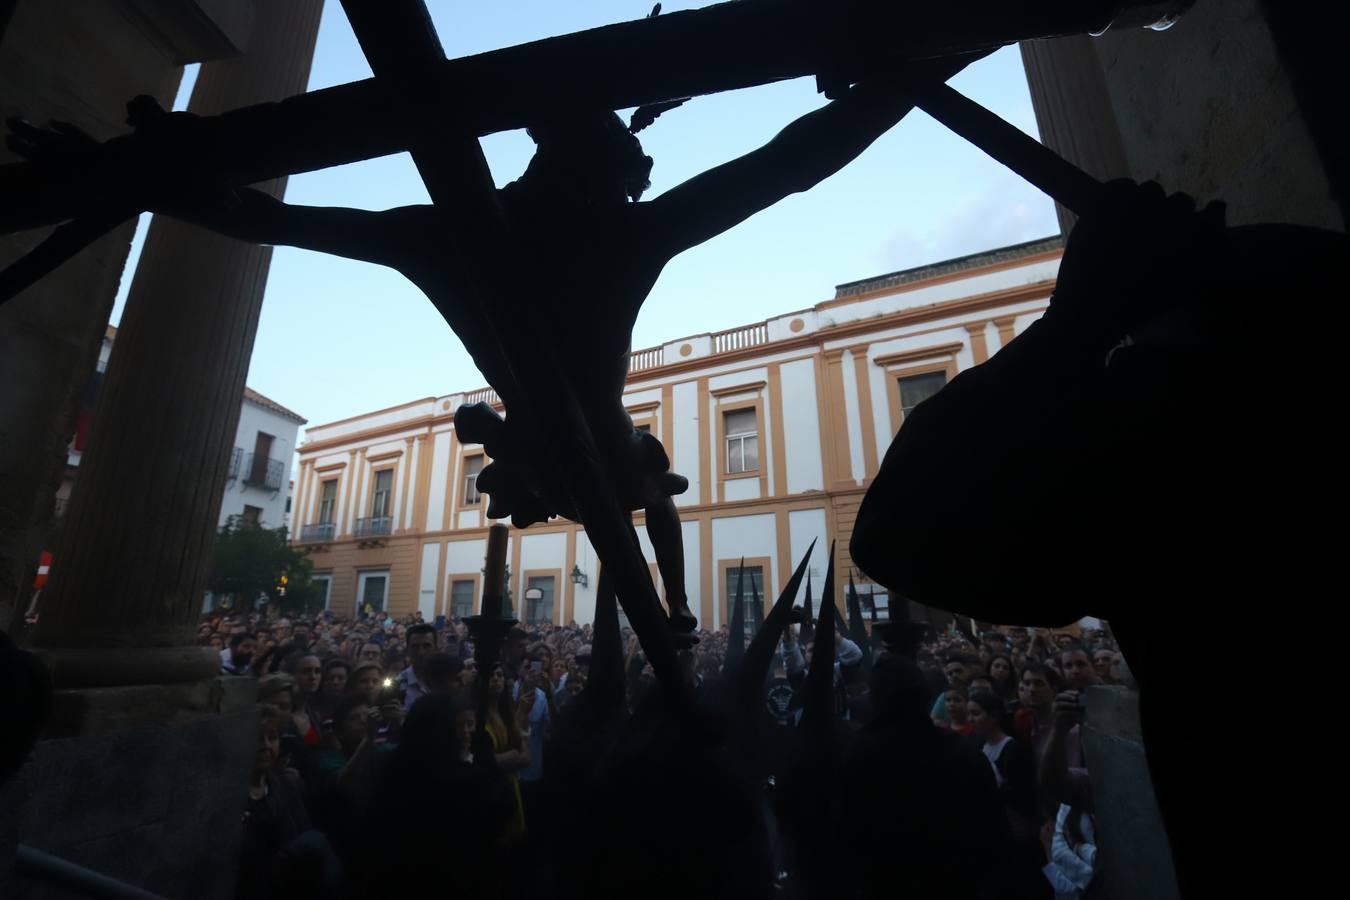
<box><xmin>874</xmin><ymin>173</ymin><xmax>1059</xmax><ymax>273</ymax></box>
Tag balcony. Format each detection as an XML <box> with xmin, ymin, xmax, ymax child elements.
<box><xmin>464</xmin><ymin>386</ymin><xmax>500</xmax><ymax>407</ymax></box>
<box><xmin>712</xmin><ymin>321</ymin><xmax>769</xmax><ymax>354</ymax></box>
<box><xmin>353</xmin><ymin>516</ymin><xmax>393</xmax><ymax>538</ymax></box>
<box><xmin>629</xmin><ymin>345</ymin><xmax>664</xmax><ymax>373</ymax></box>
<box><xmin>242</xmin><ymin>454</ymin><xmax>285</xmax><ymax>491</ymax></box>
<box><xmin>301</xmin><ymin>522</ymin><xmax>335</xmax><ymax>542</ymax></box>
<box><xmin>227</xmin><ymin>446</ymin><xmax>242</xmax><ymax>480</ymax></box>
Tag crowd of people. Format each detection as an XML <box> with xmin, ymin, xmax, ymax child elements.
<box><xmin>201</xmin><ymin>602</ymin><xmax>1125</xmax><ymax>900</ymax></box>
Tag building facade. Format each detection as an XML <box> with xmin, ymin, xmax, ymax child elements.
<box><xmin>291</xmin><ymin>236</ymin><xmax>1063</xmax><ymax>625</ymax></box>
<box><xmin>220</xmin><ymin>388</ymin><xmax>306</xmax><ymax>530</ymax></box>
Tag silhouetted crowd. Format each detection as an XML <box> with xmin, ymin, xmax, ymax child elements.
<box><xmin>203</xmin><ymin>604</ymin><xmax>1120</xmax><ymax>900</ymax></box>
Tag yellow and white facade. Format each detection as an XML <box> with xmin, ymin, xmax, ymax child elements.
<box><xmin>291</xmin><ymin>236</ymin><xmax>1063</xmax><ymax>625</ymax></box>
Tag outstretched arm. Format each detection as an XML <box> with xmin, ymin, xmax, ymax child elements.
<box><xmin>169</xmin><ymin>188</ymin><xmax>436</xmax><ymax>273</ymax></box>
<box><xmin>645</xmin><ymin>52</ymin><xmax>988</xmax><ymax>257</ymax></box>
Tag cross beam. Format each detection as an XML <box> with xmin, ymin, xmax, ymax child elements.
<box><xmin>337</xmin><ymin>0</ymin><xmax>688</xmax><ymax>689</ymax></box>
<box><xmin>1</xmin><ymin>0</ymin><xmax>1154</xmax><ymax>235</ymax></box>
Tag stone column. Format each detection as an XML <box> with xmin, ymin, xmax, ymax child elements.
<box><xmin>0</xmin><ymin>1</ymin><xmax>188</xmax><ymax>633</ymax></box>
<box><xmin>1019</xmin><ymin>35</ymin><xmax>1131</xmax><ymax>235</ymax></box>
<box><xmin>33</xmin><ymin>0</ymin><xmax>324</xmax><ymax>666</ymax></box>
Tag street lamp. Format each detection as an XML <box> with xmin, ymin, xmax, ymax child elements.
<box><xmin>569</xmin><ymin>564</ymin><xmax>588</xmax><ymax>588</ymax></box>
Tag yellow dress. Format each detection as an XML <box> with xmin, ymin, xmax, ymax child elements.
<box><xmin>485</xmin><ymin>717</ymin><xmax>527</xmax><ymax>841</ymax></box>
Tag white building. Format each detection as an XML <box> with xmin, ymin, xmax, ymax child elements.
<box><xmin>290</xmin><ymin>237</ymin><xmax>1063</xmax><ymax>626</ymax></box>
<box><xmin>219</xmin><ymin>388</ymin><xmax>307</xmax><ymax>530</ymax></box>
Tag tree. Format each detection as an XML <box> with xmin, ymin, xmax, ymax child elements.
<box><xmin>208</xmin><ymin>516</ymin><xmax>321</xmax><ymax>614</ymax></box>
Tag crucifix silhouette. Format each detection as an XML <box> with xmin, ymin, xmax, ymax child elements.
<box><xmin>0</xmin><ymin>0</ymin><xmax>1167</xmax><ymax>688</ymax></box>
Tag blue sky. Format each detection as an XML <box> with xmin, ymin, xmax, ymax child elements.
<box><xmin>110</xmin><ymin>1</ymin><xmax>1057</xmax><ymax>436</ymax></box>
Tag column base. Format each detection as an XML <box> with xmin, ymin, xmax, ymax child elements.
<box><xmin>2</xmin><ymin>676</ymin><xmax>258</xmax><ymax>899</ymax></box>
<box><xmin>33</xmin><ymin>645</ymin><xmax>221</xmax><ymax>691</ymax></box>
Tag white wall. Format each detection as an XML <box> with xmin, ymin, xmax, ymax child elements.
<box><xmin>788</xmin><ymin>508</ymin><xmax>830</xmax><ymax>608</ymax></box>
<box><xmin>418</xmin><ymin>542</ymin><xmax>440</xmax><ymax>620</ymax></box>
<box><xmin>780</xmin><ymin>358</ymin><xmax>824</xmax><ymax>494</ymax></box>
<box><xmin>424</xmin><ymin>431</ymin><xmax>451</xmax><ymax>531</ymax></box>
<box><xmin>839</xmin><ymin>350</ymin><xmax>866</xmax><ymax>485</ymax></box>
<box><xmin>672</xmin><ymin>381</ymin><xmax>700</xmax><ymax>507</ymax></box>
<box><xmin>220</xmin><ymin>399</ymin><xmax>302</xmax><ymax>529</ymax></box>
<box><xmin>680</xmin><ymin>519</ymin><xmax>701</xmax><ymax>625</ymax></box>
<box><xmin>825</xmin><ymin>257</ymin><xmax>1061</xmax><ymax>325</ymax></box>
<box><xmin>725</xmin><ymin>478</ymin><xmax>759</xmax><ymax>502</ymax></box>
<box><xmin>305</xmin><ymin>397</ymin><xmax>435</xmax><ymax>444</ymax></box>
<box><xmin>571</xmin><ymin>530</ymin><xmax>599</xmax><ymax>625</ymax></box>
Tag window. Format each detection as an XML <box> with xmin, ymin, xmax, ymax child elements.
<box><xmin>371</xmin><ymin>469</ymin><xmax>393</xmax><ymax>519</ymax></box>
<box><xmin>463</xmin><ymin>455</ymin><xmax>484</xmax><ymax>505</ymax></box>
<box><xmin>285</xmin><ymin>496</ymin><xmax>292</xmax><ymax>514</ymax></box>
<box><xmin>358</xmin><ymin>571</ymin><xmax>389</xmax><ymax>615</ymax></box>
<box><xmin>898</xmin><ymin>371</ymin><xmax>948</xmax><ymax>420</ymax></box>
<box><xmin>525</xmin><ymin>576</ymin><xmax>556</xmax><ymax>624</ymax></box>
<box><xmin>249</xmin><ymin>431</ymin><xmax>275</xmax><ymax>485</ymax></box>
<box><xmin>724</xmin><ymin>564</ymin><xmax>764</xmax><ymax>633</ymax></box>
<box><xmin>724</xmin><ymin>408</ymin><xmax>758</xmax><ymax>474</ymax></box>
<box><xmin>242</xmin><ymin>505</ymin><xmax>262</xmax><ymax>526</ymax></box>
<box><xmin>852</xmin><ymin>583</ymin><xmax>890</xmax><ymax>621</ymax></box>
<box><xmin>635</xmin><ymin>423</ymin><xmax>652</xmax><ymax>434</ymax></box>
<box><xmin>450</xmin><ymin>579</ymin><xmax>475</xmax><ymax>619</ymax></box>
<box><xmin>312</xmin><ymin>575</ymin><xmax>332</xmax><ymax>611</ymax></box>
<box><xmin>318</xmin><ymin>480</ymin><xmax>337</xmax><ymax>524</ymax></box>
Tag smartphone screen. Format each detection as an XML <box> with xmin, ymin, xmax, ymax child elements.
<box><xmin>530</xmin><ymin>660</ymin><xmax>543</xmax><ymax>673</ymax></box>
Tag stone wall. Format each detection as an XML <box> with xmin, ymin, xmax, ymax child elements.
<box><xmin>2</xmin><ymin>677</ymin><xmax>258</xmax><ymax>899</ymax></box>
<box><xmin>1081</xmin><ymin>685</ymin><xmax>1180</xmax><ymax>900</ymax></box>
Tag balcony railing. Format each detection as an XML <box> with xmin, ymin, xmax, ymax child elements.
<box><xmin>464</xmin><ymin>386</ymin><xmax>500</xmax><ymax>407</ymax></box>
<box><xmin>227</xmin><ymin>446</ymin><xmax>243</xmax><ymax>480</ymax></box>
<box><xmin>712</xmin><ymin>321</ymin><xmax>769</xmax><ymax>354</ymax></box>
<box><xmin>301</xmin><ymin>522</ymin><xmax>335</xmax><ymax>542</ymax></box>
<box><xmin>242</xmin><ymin>454</ymin><xmax>286</xmax><ymax>491</ymax></box>
<box><xmin>354</xmin><ymin>516</ymin><xmax>393</xmax><ymax>538</ymax></box>
<box><xmin>629</xmin><ymin>345</ymin><xmax>664</xmax><ymax>372</ymax></box>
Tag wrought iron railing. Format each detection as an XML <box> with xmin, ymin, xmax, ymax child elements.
<box><xmin>354</xmin><ymin>516</ymin><xmax>393</xmax><ymax>538</ymax></box>
<box><xmin>242</xmin><ymin>454</ymin><xmax>285</xmax><ymax>491</ymax></box>
<box><xmin>300</xmin><ymin>522</ymin><xmax>335</xmax><ymax>542</ymax></box>
<box><xmin>227</xmin><ymin>446</ymin><xmax>242</xmax><ymax>480</ymax></box>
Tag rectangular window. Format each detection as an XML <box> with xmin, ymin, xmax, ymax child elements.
<box><xmin>249</xmin><ymin>431</ymin><xmax>275</xmax><ymax>485</ymax></box>
<box><xmin>525</xmin><ymin>575</ymin><xmax>556</xmax><ymax>625</ymax></box>
<box><xmin>358</xmin><ymin>571</ymin><xmax>389</xmax><ymax>615</ymax></box>
<box><xmin>450</xmin><ymin>579</ymin><xmax>476</xmax><ymax>619</ymax></box>
<box><xmin>724</xmin><ymin>564</ymin><xmax>765</xmax><ymax>633</ymax></box>
<box><xmin>724</xmin><ymin>408</ymin><xmax>759</xmax><ymax>474</ymax></box>
<box><xmin>312</xmin><ymin>575</ymin><xmax>332</xmax><ymax>611</ymax></box>
<box><xmin>371</xmin><ymin>469</ymin><xmax>393</xmax><ymax>519</ymax></box>
<box><xmin>242</xmin><ymin>505</ymin><xmax>262</xmax><ymax>526</ymax></box>
<box><xmin>318</xmin><ymin>480</ymin><xmax>338</xmax><ymax>524</ymax></box>
<box><xmin>462</xmin><ymin>455</ymin><xmax>484</xmax><ymax>505</ymax></box>
<box><xmin>635</xmin><ymin>423</ymin><xmax>652</xmax><ymax>434</ymax></box>
<box><xmin>898</xmin><ymin>371</ymin><xmax>948</xmax><ymax>420</ymax></box>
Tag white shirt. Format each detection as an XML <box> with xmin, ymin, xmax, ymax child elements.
<box><xmin>982</xmin><ymin>734</ymin><xmax>1013</xmax><ymax>787</ymax></box>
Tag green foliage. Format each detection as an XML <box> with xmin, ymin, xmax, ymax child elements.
<box><xmin>208</xmin><ymin>516</ymin><xmax>321</xmax><ymax>614</ymax></box>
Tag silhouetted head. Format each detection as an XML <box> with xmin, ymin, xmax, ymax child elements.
<box><xmin>521</xmin><ymin>110</ymin><xmax>654</xmax><ymax>205</ymax></box>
